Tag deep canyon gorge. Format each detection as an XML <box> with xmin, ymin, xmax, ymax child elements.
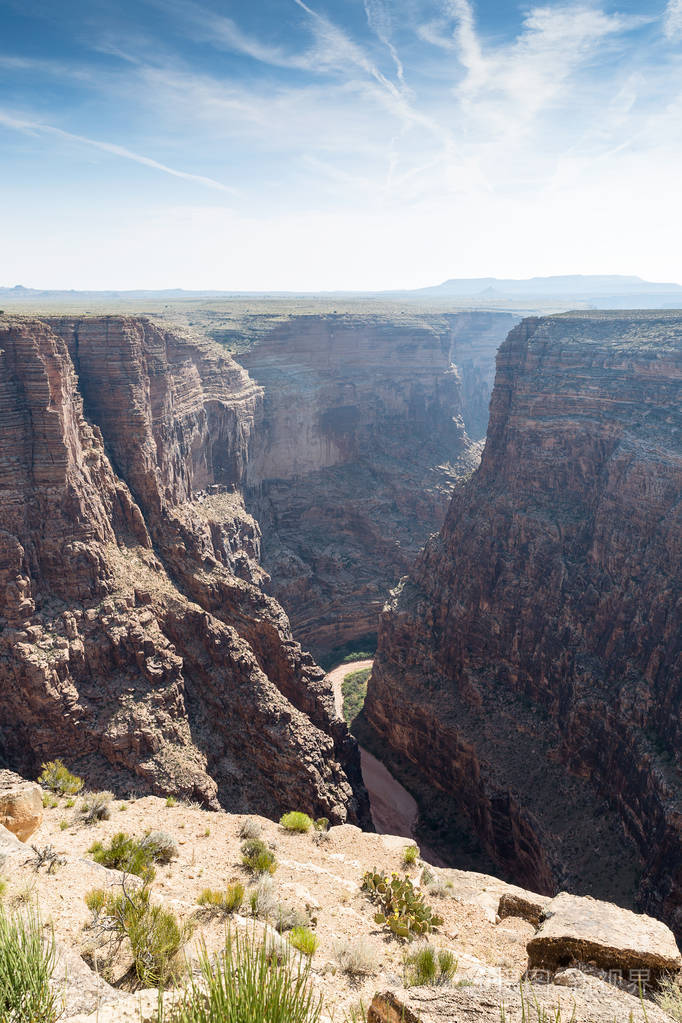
<box><xmin>0</xmin><ymin>306</ymin><xmax>680</xmax><ymax>941</ymax></box>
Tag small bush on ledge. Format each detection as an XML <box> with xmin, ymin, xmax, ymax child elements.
<box><xmin>38</xmin><ymin>760</ymin><xmax>83</xmax><ymax>796</ymax></box>
<box><xmin>241</xmin><ymin>838</ymin><xmax>277</xmax><ymax>875</ymax></box>
<box><xmin>280</xmin><ymin>812</ymin><xmax>313</xmax><ymax>833</ymax></box>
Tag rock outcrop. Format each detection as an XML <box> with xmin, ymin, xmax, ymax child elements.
<box><xmin>365</xmin><ymin>313</ymin><xmax>682</xmax><ymax>930</ymax></box>
<box><xmin>0</xmin><ymin>316</ymin><xmax>368</xmax><ymax>824</ymax></box>
<box><xmin>0</xmin><ymin>768</ymin><xmax>42</xmax><ymax>840</ymax></box>
<box><xmin>237</xmin><ymin>312</ymin><xmax>515</xmax><ymax>656</ymax></box>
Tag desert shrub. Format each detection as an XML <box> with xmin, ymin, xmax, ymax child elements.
<box><xmin>341</xmin><ymin>652</ymin><xmax>373</xmax><ymax>664</ymax></box>
<box><xmin>141</xmin><ymin>831</ymin><xmax>179</xmax><ymax>864</ymax></box>
<box><xmin>241</xmin><ymin>838</ymin><xmax>277</xmax><ymax>875</ymax></box>
<box><xmin>361</xmin><ymin>871</ymin><xmax>443</xmax><ymax>940</ymax></box>
<box><xmin>249</xmin><ymin>876</ymin><xmax>278</xmax><ymax>919</ymax></box>
<box><xmin>88</xmin><ymin>832</ymin><xmax>157</xmax><ymax>881</ymax></box>
<box><xmin>38</xmin><ymin>759</ymin><xmax>83</xmax><ymax>795</ymax></box>
<box><xmin>79</xmin><ymin>791</ymin><xmax>113</xmax><ymax>824</ymax></box>
<box><xmin>404</xmin><ymin>945</ymin><xmax>457</xmax><ymax>987</ymax></box>
<box><xmin>239</xmin><ymin>819</ymin><xmax>262</xmax><ymax>840</ymax></box>
<box><xmin>334</xmin><ymin>936</ymin><xmax>379</xmax><ymax>977</ymax></box>
<box><xmin>420</xmin><ymin>866</ymin><xmax>453</xmax><ymax>898</ymax></box>
<box><xmin>165</xmin><ymin>796</ymin><xmax>177</xmax><ymax>808</ymax></box>
<box><xmin>289</xmin><ymin>926</ymin><xmax>318</xmax><ymax>957</ymax></box>
<box><xmin>156</xmin><ymin>929</ymin><xmax>323</xmax><ymax>1023</ymax></box>
<box><xmin>280</xmin><ymin>812</ymin><xmax>313</xmax><ymax>834</ymax></box>
<box><xmin>656</xmin><ymin>975</ymin><xmax>682</xmax><ymax>1021</ymax></box>
<box><xmin>197</xmin><ymin>882</ymin><xmax>244</xmax><ymax>915</ymax></box>
<box><xmin>402</xmin><ymin>844</ymin><xmax>419</xmax><ymax>866</ymax></box>
<box><xmin>0</xmin><ymin>879</ymin><xmax>6</xmax><ymax>899</ymax></box>
<box><xmin>273</xmin><ymin>904</ymin><xmax>309</xmax><ymax>934</ymax></box>
<box><xmin>313</xmin><ymin>818</ymin><xmax>329</xmax><ymax>832</ymax></box>
<box><xmin>85</xmin><ymin>884</ymin><xmax>191</xmax><ymax>987</ymax></box>
<box><xmin>0</xmin><ymin>904</ymin><xmax>58</xmax><ymax>1022</ymax></box>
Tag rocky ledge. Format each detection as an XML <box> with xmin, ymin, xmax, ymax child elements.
<box><xmin>365</xmin><ymin>312</ymin><xmax>682</xmax><ymax>933</ymax></box>
<box><xmin>0</xmin><ymin>316</ymin><xmax>367</xmax><ymax>823</ymax></box>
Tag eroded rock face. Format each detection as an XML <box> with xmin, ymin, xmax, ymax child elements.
<box><xmin>365</xmin><ymin>313</ymin><xmax>682</xmax><ymax>929</ymax></box>
<box><xmin>0</xmin><ymin>769</ymin><xmax>42</xmax><ymax>841</ymax></box>
<box><xmin>0</xmin><ymin>316</ymin><xmax>368</xmax><ymax>824</ymax></box>
<box><xmin>237</xmin><ymin>312</ymin><xmax>516</xmax><ymax>656</ymax></box>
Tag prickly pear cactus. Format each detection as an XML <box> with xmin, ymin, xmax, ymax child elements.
<box><xmin>361</xmin><ymin>870</ymin><xmax>444</xmax><ymax>940</ymax></box>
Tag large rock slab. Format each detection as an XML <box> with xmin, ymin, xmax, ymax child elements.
<box><xmin>368</xmin><ymin>978</ymin><xmax>674</xmax><ymax>1023</ymax></box>
<box><xmin>0</xmin><ymin>821</ymin><xmax>26</xmax><ymax>869</ymax></box>
<box><xmin>0</xmin><ymin>769</ymin><xmax>43</xmax><ymax>840</ymax></box>
<box><xmin>527</xmin><ymin>892</ymin><xmax>682</xmax><ymax>980</ymax></box>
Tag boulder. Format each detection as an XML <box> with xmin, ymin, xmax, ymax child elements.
<box><xmin>0</xmin><ymin>822</ymin><xmax>26</xmax><ymax>869</ymax></box>
<box><xmin>527</xmin><ymin>892</ymin><xmax>682</xmax><ymax>981</ymax></box>
<box><xmin>368</xmin><ymin>977</ymin><xmax>674</xmax><ymax>1023</ymax></box>
<box><xmin>498</xmin><ymin>889</ymin><xmax>551</xmax><ymax>928</ymax></box>
<box><xmin>0</xmin><ymin>770</ymin><xmax>43</xmax><ymax>841</ymax></box>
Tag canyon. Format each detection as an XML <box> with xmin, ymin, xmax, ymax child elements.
<box><xmin>0</xmin><ymin>308</ymin><xmax>512</xmax><ymax>822</ymax></box>
<box><xmin>364</xmin><ymin>312</ymin><xmax>682</xmax><ymax>935</ymax></box>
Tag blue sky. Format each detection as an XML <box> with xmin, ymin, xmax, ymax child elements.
<box><xmin>1</xmin><ymin>0</ymin><xmax>681</xmax><ymax>289</ymax></box>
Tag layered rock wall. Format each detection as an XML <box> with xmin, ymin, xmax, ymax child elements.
<box><xmin>237</xmin><ymin>312</ymin><xmax>515</xmax><ymax>656</ymax></box>
<box><xmin>365</xmin><ymin>312</ymin><xmax>682</xmax><ymax>929</ymax></box>
<box><xmin>0</xmin><ymin>316</ymin><xmax>368</xmax><ymax>824</ymax></box>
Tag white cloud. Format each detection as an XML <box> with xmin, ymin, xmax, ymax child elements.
<box><xmin>0</xmin><ymin>111</ymin><xmax>237</xmax><ymax>193</ymax></box>
<box><xmin>664</xmin><ymin>0</ymin><xmax>682</xmax><ymax>38</ymax></box>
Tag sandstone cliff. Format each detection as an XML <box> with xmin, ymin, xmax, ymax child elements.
<box><xmin>236</xmin><ymin>312</ymin><xmax>515</xmax><ymax>656</ymax></box>
<box><xmin>0</xmin><ymin>316</ymin><xmax>368</xmax><ymax>823</ymax></box>
<box><xmin>365</xmin><ymin>312</ymin><xmax>682</xmax><ymax>931</ymax></box>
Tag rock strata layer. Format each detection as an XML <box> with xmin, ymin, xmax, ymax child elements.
<box><xmin>0</xmin><ymin>316</ymin><xmax>368</xmax><ymax>823</ymax></box>
<box><xmin>236</xmin><ymin>312</ymin><xmax>516</xmax><ymax>655</ymax></box>
<box><xmin>366</xmin><ymin>313</ymin><xmax>682</xmax><ymax>931</ymax></box>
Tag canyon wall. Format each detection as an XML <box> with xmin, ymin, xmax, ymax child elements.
<box><xmin>236</xmin><ymin>312</ymin><xmax>516</xmax><ymax>657</ymax></box>
<box><xmin>0</xmin><ymin>316</ymin><xmax>369</xmax><ymax>824</ymax></box>
<box><xmin>365</xmin><ymin>312</ymin><xmax>682</xmax><ymax>930</ymax></box>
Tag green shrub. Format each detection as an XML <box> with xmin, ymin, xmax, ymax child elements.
<box><xmin>280</xmin><ymin>812</ymin><xmax>313</xmax><ymax>834</ymax></box>
<box><xmin>156</xmin><ymin>930</ymin><xmax>323</xmax><ymax>1023</ymax></box>
<box><xmin>249</xmin><ymin>877</ymin><xmax>277</xmax><ymax>919</ymax></box>
<box><xmin>361</xmin><ymin>870</ymin><xmax>444</xmax><ymax>940</ymax></box>
<box><xmin>241</xmin><ymin>838</ymin><xmax>277</xmax><ymax>875</ymax></box>
<box><xmin>165</xmin><ymin>796</ymin><xmax>178</xmax><ymax>808</ymax></box>
<box><xmin>402</xmin><ymin>844</ymin><xmax>419</xmax><ymax>866</ymax></box>
<box><xmin>38</xmin><ymin>759</ymin><xmax>83</xmax><ymax>795</ymax></box>
<box><xmin>313</xmin><ymin>818</ymin><xmax>329</xmax><ymax>832</ymax></box>
<box><xmin>0</xmin><ymin>879</ymin><xmax>6</xmax><ymax>900</ymax></box>
<box><xmin>197</xmin><ymin>882</ymin><xmax>244</xmax><ymax>915</ymax></box>
<box><xmin>341</xmin><ymin>668</ymin><xmax>371</xmax><ymax>724</ymax></box>
<box><xmin>341</xmin><ymin>652</ymin><xmax>373</xmax><ymax>664</ymax></box>
<box><xmin>85</xmin><ymin>885</ymin><xmax>191</xmax><ymax>987</ymax></box>
<box><xmin>0</xmin><ymin>904</ymin><xmax>58</xmax><ymax>1022</ymax></box>
<box><xmin>289</xmin><ymin>926</ymin><xmax>319</xmax><ymax>957</ymax></box>
<box><xmin>404</xmin><ymin>945</ymin><xmax>457</xmax><ymax>986</ymax></box>
<box><xmin>239</xmin><ymin>819</ymin><xmax>261</xmax><ymax>840</ymax></box>
<box><xmin>88</xmin><ymin>832</ymin><xmax>158</xmax><ymax>881</ymax></box>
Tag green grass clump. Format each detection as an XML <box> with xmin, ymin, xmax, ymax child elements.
<box><xmin>656</xmin><ymin>976</ymin><xmax>682</xmax><ymax>1020</ymax></box>
<box><xmin>197</xmin><ymin>883</ymin><xmax>244</xmax><ymax>914</ymax></box>
<box><xmin>165</xmin><ymin>796</ymin><xmax>178</xmax><ymax>807</ymax></box>
<box><xmin>289</xmin><ymin>926</ymin><xmax>318</xmax><ymax>957</ymax></box>
<box><xmin>280</xmin><ymin>812</ymin><xmax>313</xmax><ymax>833</ymax></box>
<box><xmin>0</xmin><ymin>904</ymin><xmax>58</xmax><ymax>1022</ymax></box>
<box><xmin>402</xmin><ymin>844</ymin><xmax>419</xmax><ymax>866</ymax></box>
<box><xmin>88</xmin><ymin>832</ymin><xmax>158</xmax><ymax>881</ymax></box>
<box><xmin>86</xmin><ymin>885</ymin><xmax>191</xmax><ymax>987</ymax></box>
<box><xmin>241</xmin><ymin>839</ymin><xmax>277</xmax><ymax>875</ymax></box>
<box><xmin>38</xmin><ymin>759</ymin><xmax>83</xmax><ymax>795</ymax></box>
<box><xmin>157</xmin><ymin>930</ymin><xmax>323</xmax><ymax>1023</ymax></box>
<box><xmin>341</xmin><ymin>668</ymin><xmax>371</xmax><ymax>724</ymax></box>
<box><xmin>404</xmin><ymin>945</ymin><xmax>457</xmax><ymax>987</ymax></box>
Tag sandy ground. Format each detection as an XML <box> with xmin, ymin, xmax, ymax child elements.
<box><xmin>10</xmin><ymin>796</ymin><xmax>540</xmax><ymax>1020</ymax></box>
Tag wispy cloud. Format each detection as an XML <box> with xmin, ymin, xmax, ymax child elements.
<box><xmin>0</xmin><ymin>111</ymin><xmax>237</xmax><ymax>193</ymax></box>
<box><xmin>664</xmin><ymin>0</ymin><xmax>682</xmax><ymax>38</ymax></box>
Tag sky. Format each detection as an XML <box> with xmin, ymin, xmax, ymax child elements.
<box><xmin>0</xmin><ymin>0</ymin><xmax>681</xmax><ymax>290</ymax></box>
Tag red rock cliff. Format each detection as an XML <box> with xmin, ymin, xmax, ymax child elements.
<box><xmin>237</xmin><ymin>312</ymin><xmax>516</xmax><ymax>657</ymax></box>
<box><xmin>0</xmin><ymin>316</ymin><xmax>369</xmax><ymax>824</ymax></box>
<box><xmin>365</xmin><ymin>312</ymin><xmax>682</xmax><ymax>929</ymax></box>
